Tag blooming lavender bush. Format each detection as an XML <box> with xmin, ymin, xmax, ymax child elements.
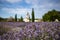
<box><xmin>0</xmin><ymin>22</ymin><xmax>60</xmax><ymax>40</ymax></box>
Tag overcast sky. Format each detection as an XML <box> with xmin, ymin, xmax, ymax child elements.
<box><xmin>0</xmin><ymin>0</ymin><xmax>60</xmax><ymax>18</ymax></box>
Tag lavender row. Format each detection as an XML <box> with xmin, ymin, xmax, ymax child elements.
<box><xmin>0</xmin><ymin>22</ymin><xmax>60</xmax><ymax>40</ymax></box>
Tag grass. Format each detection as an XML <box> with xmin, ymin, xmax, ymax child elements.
<box><xmin>0</xmin><ymin>26</ymin><xmax>11</xmax><ymax>35</ymax></box>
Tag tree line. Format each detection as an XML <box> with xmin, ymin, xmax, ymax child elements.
<box><xmin>0</xmin><ymin>9</ymin><xmax>60</xmax><ymax>22</ymax></box>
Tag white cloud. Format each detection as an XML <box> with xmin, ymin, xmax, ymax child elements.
<box><xmin>25</xmin><ymin>0</ymin><xmax>39</xmax><ymax>5</ymax></box>
<box><xmin>25</xmin><ymin>0</ymin><xmax>32</xmax><ymax>4</ymax></box>
<box><xmin>2</xmin><ymin>8</ymin><xmax>31</xmax><ymax>15</ymax></box>
<box><xmin>25</xmin><ymin>0</ymin><xmax>57</xmax><ymax>18</ymax></box>
<box><xmin>6</xmin><ymin>0</ymin><xmax>22</xmax><ymax>3</ymax></box>
<box><xmin>1</xmin><ymin>8</ymin><xmax>32</xmax><ymax>18</ymax></box>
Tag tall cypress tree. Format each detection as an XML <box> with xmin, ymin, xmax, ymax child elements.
<box><xmin>32</xmin><ymin>8</ymin><xmax>35</xmax><ymax>22</ymax></box>
<box><xmin>20</xmin><ymin>16</ymin><xmax>23</xmax><ymax>22</ymax></box>
<box><xmin>15</xmin><ymin>14</ymin><xmax>17</xmax><ymax>22</ymax></box>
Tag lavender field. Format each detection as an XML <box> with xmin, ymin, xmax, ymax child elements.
<box><xmin>0</xmin><ymin>22</ymin><xmax>60</xmax><ymax>40</ymax></box>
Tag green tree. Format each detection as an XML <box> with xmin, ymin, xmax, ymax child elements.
<box><xmin>57</xmin><ymin>11</ymin><xmax>60</xmax><ymax>21</ymax></box>
<box><xmin>15</xmin><ymin>14</ymin><xmax>17</xmax><ymax>22</ymax></box>
<box><xmin>0</xmin><ymin>17</ymin><xmax>4</xmax><ymax>22</ymax></box>
<box><xmin>20</xmin><ymin>16</ymin><xmax>23</xmax><ymax>22</ymax></box>
<box><xmin>42</xmin><ymin>9</ymin><xmax>60</xmax><ymax>22</ymax></box>
<box><xmin>32</xmin><ymin>8</ymin><xmax>35</xmax><ymax>22</ymax></box>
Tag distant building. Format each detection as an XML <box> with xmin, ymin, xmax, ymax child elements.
<box><xmin>55</xmin><ymin>19</ymin><xmax>59</xmax><ymax>22</ymax></box>
<box><xmin>23</xmin><ymin>13</ymin><xmax>43</xmax><ymax>22</ymax></box>
<box><xmin>7</xmin><ymin>16</ymin><xmax>14</xmax><ymax>22</ymax></box>
<box><xmin>35</xmin><ymin>19</ymin><xmax>43</xmax><ymax>22</ymax></box>
<box><xmin>23</xmin><ymin>13</ymin><xmax>30</xmax><ymax>22</ymax></box>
